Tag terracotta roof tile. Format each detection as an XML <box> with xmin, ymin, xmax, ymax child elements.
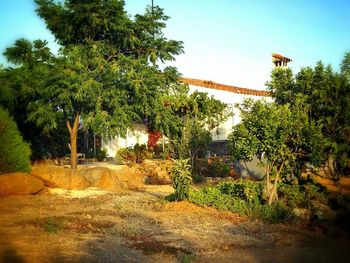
<box><xmin>180</xmin><ymin>77</ymin><xmax>271</xmax><ymax>97</ymax></box>
<box><xmin>272</xmin><ymin>53</ymin><xmax>292</xmax><ymax>62</ymax></box>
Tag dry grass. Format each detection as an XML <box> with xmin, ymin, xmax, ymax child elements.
<box><xmin>0</xmin><ymin>185</ymin><xmax>350</xmax><ymax>263</ymax></box>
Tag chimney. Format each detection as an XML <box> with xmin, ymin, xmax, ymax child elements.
<box><xmin>272</xmin><ymin>53</ymin><xmax>292</xmax><ymax>67</ymax></box>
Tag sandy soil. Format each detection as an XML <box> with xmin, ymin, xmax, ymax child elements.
<box><xmin>1</xmin><ymin>185</ymin><xmax>350</xmax><ymax>263</ymax></box>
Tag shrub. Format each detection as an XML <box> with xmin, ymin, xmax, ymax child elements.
<box><xmin>193</xmin><ymin>158</ymin><xmax>231</xmax><ymax>178</ymax></box>
<box><xmin>217</xmin><ymin>180</ymin><xmax>263</xmax><ymax>204</ymax></box>
<box><xmin>208</xmin><ymin>160</ymin><xmax>230</xmax><ymax>177</ymax></box>
<box><xmin>0</xmin><ymin>107</ymin><xmax>31</xmax><ymax>174</ymax></box>
<box><xmin>189</xmin><ymin>180</ymin><xmax>293</xmax><ymax>223</ymax></box>
<box><xmin>278</xmin><ymin>182</ymin><xmax>327</xmax><ymax>208</ymax></box>
<box><xmin>95</xmin><ymin>148</ymin><xmax>108</xmax><ymax>161</ymax></box>
<box><xmin>117</xmin><ymin>147</ymin><xmax>135</xmax><ymax>164</ymax></box>
<box><xmin>116</xmin><ymin>144</ymin><xmax>152</xmax><ymax>165</ymax></box>
<box><xmin>172</xmin><ymin>158</ymin><xmax>193</xmax><ymax>201</ymax></box>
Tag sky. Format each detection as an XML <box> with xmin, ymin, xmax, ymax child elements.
<box><xmin>0</xmin><ymin>0</ymin><xmax>349</xmax><ymax>90</ymax></box>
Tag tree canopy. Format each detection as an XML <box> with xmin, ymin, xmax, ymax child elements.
<box><xmin>228</xmin><ymin>99</ymin><xmax>325</xmax><ymax>204</ymax></box>
<box><xmin>1</xmin><ymin>0</ymin><xmax>187</xmax><ymax>168</ymax></box>
<box><xmin>1</xmin><ymin>0</ymin><xmax>228</xmax><ymax>169</ymax></box>
<box><xmin>266</xmin><ymin>53</ymin><xmax>350</xmax><ymax>178</ymax></box>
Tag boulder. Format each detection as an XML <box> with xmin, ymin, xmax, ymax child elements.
<box><xmin>78</xmin><ymin>167</ymin><xmax>124</xmax><ymax>192</ymax></box>
<box><xmin>32</xmin><ymin>165</ymin><xmax>146</xmax><ymax>192</ymax></box>
<box><xmin>112</xmin><ymin>167</ymin><xmax>145</xmax><ymax>190</ymax></box>
<box><xmin>31</xmin><ymin>166</ymin><xmax>90</xmax><ymax>190</ymax></box>
<box><xmin>0</xmin><ymin>173</ymin><xmax>44</xmax><ymax>196</ymax></box>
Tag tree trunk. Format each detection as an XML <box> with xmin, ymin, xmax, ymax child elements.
<box><xmin>268</xmin><ymin>163</ymin><xmax>284</xmax><ymax>205</ymax></box>
<box><xmin>268</xmin><ymin>173</ymin><xmax>279</xmax><ymax>205</ymax></box>
<box><xmin>66</xmin><ymin>114</ymin><xmax>80</xmax><ymax>170</ymax></box>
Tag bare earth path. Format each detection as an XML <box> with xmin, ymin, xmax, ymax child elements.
<box><xmin>0</xmin><ymin>185</ymin><xmax>349</xmax><ymax>263</ymax></box>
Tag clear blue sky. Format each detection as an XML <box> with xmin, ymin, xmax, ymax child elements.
<box><xmin>0</xmin><ymin>0</ymin><xmax>349</xmax><ymax>90</ymax></box>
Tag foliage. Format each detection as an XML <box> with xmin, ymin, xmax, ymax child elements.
<box><xmin>147</xmin><ymin>129</ymin><xmax>162</xmax><ymax>149</ymax></box>
<box><xmin>193</xmin><ymin>158</ymin><xmax>232</xmax><ymax>179</ymax></box>
<box><xmin>3</xmin><ymin>0</ymin><xmax>187</xmax><ymax>169</ymax></box>
<box><xmin>0</xmin><ymin>40</ymin><xmax>70</xmax><ymax>160</ymax></box>
<box><xmin>266</xmin><ymin>54</ymin><xmax>350</xmax><ymax>178</ymax></box>
<box><xmin>95</xmin><ymin>148</ymin><xmax>108</xmax><ymax>162</ymax></box>
<box><xmin>217</xmin><ymin>180</ymin><xmax>263</xmax><ymax>204</ymax></box>
<box><xmin>117</xmin><ymin>147</ymin><xmax>135</xmax><ymax>164</ymax></box>
<box><xmin>189</xmin><ymin>180</ymin><xmax>293</xmax><ymax>223</ymax></box>
<box><xmin>208</xmin><ymin>159</ymin><xmax>231</xmax><ymax>178</ymax></box>
<box><xmin>278</xmin><ymin>182</ymin><xmax>327</xmax><ymax>208</ymax></box>
<box><xmin>228</xmin><ymin>99</ymin><xmax>325</xmax><ymax>204</ymax></box>
<box><xmin>0</xmin><ymin>107</ymin><xmax>31</xmax><ymax>174</ymax></box>
<box><xmin>170</xmin><ymin>91</ymin><xmax>228</xmax><ymax>160</ymax></box>
<box><xmin>116</xmin><ymin>144</ymin><xmax>151</xmax><ymax>165</ymax></box>
<box><xmin>171</xmin><ymin>158</ymin><xmax>193</xmax><ymax>201</ymax></box>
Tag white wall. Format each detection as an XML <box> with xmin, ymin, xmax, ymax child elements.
<box><xmin>188</xmin><ymin>85</ymin><xmax>272</xmax><ymax>141</ymax></box>
<box><xmin>103</xmin><ymin>85</ymin><xmax>272</xmax><ymax>156</ymax></box>
<box><xmin>102</xmin><ymin>123</ymin><xmax>148</xmax><ymax>158</ymax></box>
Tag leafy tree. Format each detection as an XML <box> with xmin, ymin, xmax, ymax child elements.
<box><xmin>0</xmin><ymin>107</ymin><xmax>31</xmax><ymax>174</ymax></box>
<box><xmin>267</xmin><ymin>53</ymin><xmax>350</xmax><ymax>179</ymax></box>
<box><xmin>228</xmin><ymin>99</ymin><xmax>325</xmax><ymax>204</ymax></box>
<box><xmin>3</xmin><ymin>0</ymin><xmax>186</xmax><ymax>169</ymax></box>
<box><xmin>1</xmin><ymin>39</ymin><xmax>69</xmax><ymax>159</ymax></box>
<box><xmin>171</xmin><ymin>91</ymin><xmax>228</xmax><ymax>161</ymax></box>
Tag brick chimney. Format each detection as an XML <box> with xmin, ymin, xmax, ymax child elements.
<box><xmin>272</xmin><ymin>53</ymin><xmax>292</xmax><ymax>67</ymax></box>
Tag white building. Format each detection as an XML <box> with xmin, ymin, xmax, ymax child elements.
<box><xmin>102</xmin><ymin>77</ymin><xmax>272</xmax><ymax>157</ymax></box>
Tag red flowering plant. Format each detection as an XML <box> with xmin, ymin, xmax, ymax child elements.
<box><xmin>147</xmin><ymin>129</ymin><xmax>162</xmax><ymax>150</ymax></box>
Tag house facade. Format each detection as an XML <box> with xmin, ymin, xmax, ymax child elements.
<box><xmin>102</xmin><ymin>77</ymin><xmax>272</xmax><ymax>158</ymax></box>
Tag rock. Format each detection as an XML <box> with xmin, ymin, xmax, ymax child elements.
<box><xmin>32</xmin><ymin>159</ymin><xmax>56</xmax><ymax>166</ymax></box>
<box><xmin>0</xmin><ymin>173</ymin><xmax>44</xmax><ymax>196</ymax></box>
<box><xmin>78</xmin><ymin>167</ymin><xmax>123</xmax><ymax>192</ymax></box>
<box><xmin>31</xmin><ymin>166</ymin><xmax>90</xmax><ymax>190</ymax></box>
<box><xmin>78</xmin><ymin>167</ymin><xmax>110</xmax><ymax>185</ymax></box>
<box><xmin>311</xmin><ymin>201</ymin><xmax>337</xmax><ymax>221</ymax></box>
<box><xmin>32</xmin><ymin>165</ymin><xmax>146</xmax><ymax>192</ymax></box>
<box><xmin>112</xmin><ymin>167</ymin><xmax>145</xmax><ymax>190</ymax></box>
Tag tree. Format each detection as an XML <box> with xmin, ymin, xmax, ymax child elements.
<box><xmin>1</xmin><ymin>39</ymin><xmax>70</xmax><ymax>159</ymax></box>
<box><xmin>267</xmin><ymin>53</ymin><xmax>350</xmax><ymax>179</ymax></box>
<box><xmin>0</xmin><ymin>107</ymin><xmax>31</xmax><ymax>174</ymax></box>
<box><xmin>170</xmin><ymin>91</ymin><xmax>228</xmax><ymax>162</ymax></box>
<box><xmin>228</xmin><ymin>99</ymin><xmax>325</xmax><ymax>204</ymax></box>
<box><xmin>3</xmin><ymin>0</ymin><xmax>186</xmax><ymax>169</ymax></box>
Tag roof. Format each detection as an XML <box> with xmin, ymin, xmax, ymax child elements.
<box><xmin>180</xmin><ymin>77</ymin><xmax>271</xmax><ymax>97</ymax></box>
<box><xmin>272</xmin><ymin>53</ymin><xmax>292</xmax><ymax>62</ymax></box>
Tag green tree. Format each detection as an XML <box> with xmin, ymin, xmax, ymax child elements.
<box><xmin>0</xmin><ymin>107</ymin><xmax>31</xmax><ymax>174</ymax></box>
<box><xmin>3</xmin><ymin>0</ymin><xmax>185</xmax><ymax>169</ymax></box>
<box><xmin>1</xmin><ymin>39</ymin><xmax>69</xmax><ymax>159</ymax></box>
<box><xmin>170</xmin><ymin>91</ymin><xmax>228</xmax><ymax>161</ymax></box>
<box><xmin>267</xmin><ymin>53</ymin><xmax>350</xmax><ymax>179</ymax></box>
<box><xmin>228</xmin><ymin>99</ymin><xmax>325</xmax><ymax>204</ymax></box>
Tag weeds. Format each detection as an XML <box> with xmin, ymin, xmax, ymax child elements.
<box><xmin>44</xmin><ymin>217</ymin><xmax>64</xmax><ymax>233</ymax></box>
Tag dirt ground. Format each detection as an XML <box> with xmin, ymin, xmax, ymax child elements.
<box><xmin>1</xmin><ymin>185</ymin><xmax>350</xmax><ymax>263</ymax></box>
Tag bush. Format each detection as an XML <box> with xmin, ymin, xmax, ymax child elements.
<box><xmin>278</xmin><ymin>182</ymin><xmax>327</xmax><ymax>208</ymax></box>
<box><xmin>172</xmin><ymin>158</ymin><xmax>193</xmax><ymax>201</ymax></box>
<box><xmin>189</xmin><ymin>180</ymin><xmax>293</xmax><ymax>223</ymax></box>
<box><xmin>116</xmin><ymin>144</ymin><xmax>152</xmax><ymax>165</ymax></box>
<box><xmin>0</xmin><ymin>107</ymin><xmax>31</xmax><ymax>174</ymax></box>
<box><xmin>95</xmin><ymin>148</ymin><xmax>108</xmax><ymax>161</ymax></box>
<box><xmin>208</xmin><ymin>160</ymin><xmax>231</xmax><ymax>177</ymax></box>
<box><xmin>193</xmin><ymin>158</ymin><xmax>231</xmax><ymax>178</ymax></box>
